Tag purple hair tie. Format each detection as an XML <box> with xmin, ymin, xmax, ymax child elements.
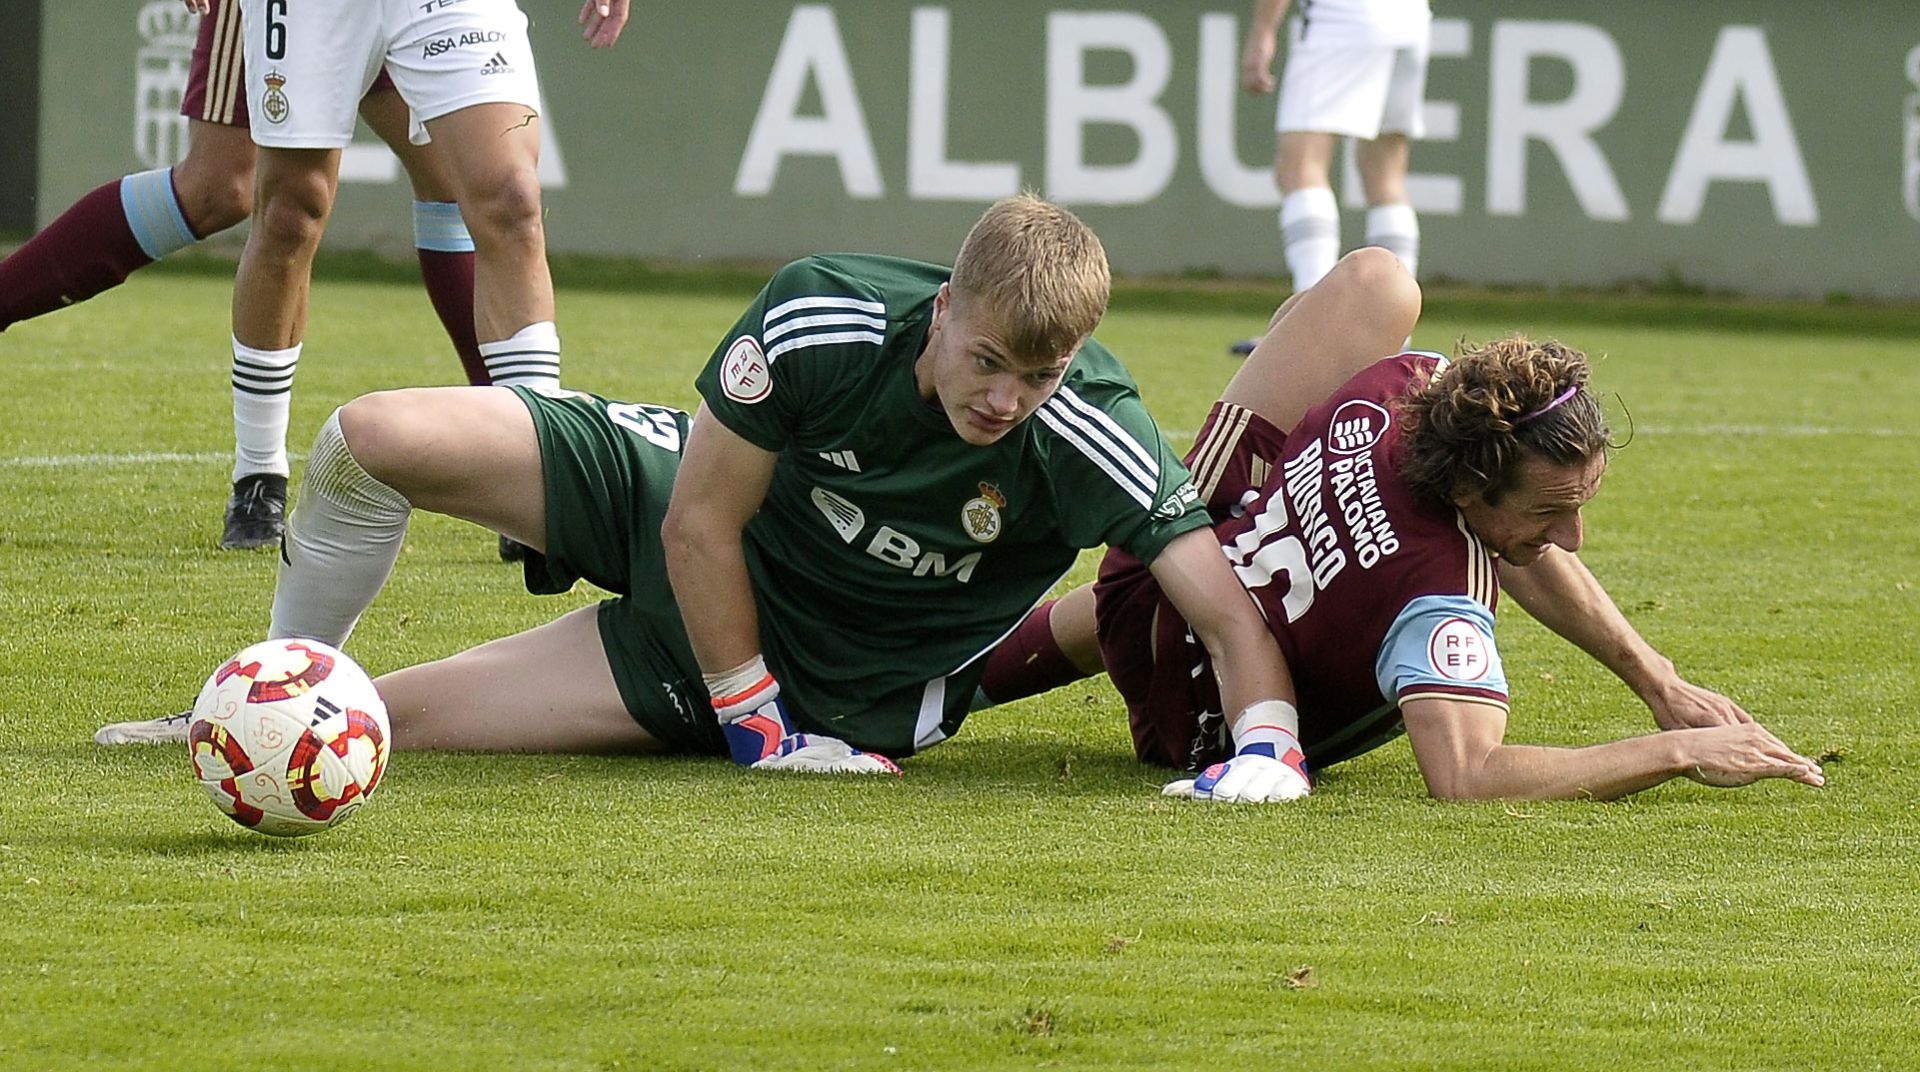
<box><xmin>1516</xmin><ymin>385</ymin><xmax>1578</xmax><ymax>425</ymax></box>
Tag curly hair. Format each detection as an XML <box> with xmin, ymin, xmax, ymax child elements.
<box><xmin>1398</xmin><ymin>336</ymin><xmax>1610</xmax><ymax>506</ymax></box>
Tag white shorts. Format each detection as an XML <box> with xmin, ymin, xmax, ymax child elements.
<box><xmin>1275</xmin><ymin>17</ymin><xmax>1430</xmax><ymax>141</ymax></box>
<box><xmin>239</xmin><ymin>0</ymin><xmax>541</xmax><ymax>149</ymax></box>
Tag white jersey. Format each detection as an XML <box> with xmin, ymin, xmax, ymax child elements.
<box><xmin>238</xmin><ymin>0</ymin><xmax>541</xmax><ymax>149</ymax></box>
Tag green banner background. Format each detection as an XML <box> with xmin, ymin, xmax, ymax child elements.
<box><xmin>34</xmin><ymin>2</ymin><xmax>1920</xmax><ymax>297</ymax></box>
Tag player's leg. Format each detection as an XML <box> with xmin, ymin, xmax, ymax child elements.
<box><xmin>422</xmin><ymin>101</ymin><xmax>560</xmax><ymax>392</ymax></box>
<box><xmin>221</xmin><ymin>0</ymin><xmax>385</xmax><ymax>548</ymax></box>
<box><xmin>0</xmin><ymin>119</ymin><xmax>252</xmax><ymax>333</ymax></box>
<box><xmin>1357</xmin><ymin>40</ymin><xmax>1431</xmax><ymax>280</ymax></box>
<box><xmin>221</xmin><ymin>144</ymin><xmax>342</xmax><ymax>549</ymax></box>
<box><xmin>1273</xmin><ymin>131</ymin><xmax>1342</xmax><ymax>293</ymax></box>
<box><xmin>358</xmin><ymin>83</ymin><xmax>488</xmax><ymax>388</ymax></box>
<box><xmin>384</xmin><ymin>0</ymin><xmax>559</xmax><ymax>390</ymax></box>
<box><xmin>0</xmin><ymin>0</ymin><xmax>252</xmax><ymax>332</ymax></box>
<box><xmin>269</xmin><ymin>385</ymin><xmax>546</xmax><ymax>646</ymax></box>
<box><xmin>1222</xmin><ymin>246</ymin><xmax>1420</xmax><ymax>435</ymax></box>
<box><xmin>1272</xmin><ymin>36</ymin><xmax>1403</xmax><ymax>294</ymax></box>
<box><xmin>1356</xmin><ymin>135</ymin><xmax>1417</xmax><ymax>277</ymax></box>
<box><xmin>976</xmin><ymin>585</ymin><xmax>1103</xmax><ymax>707</ymax></box>
<box><xmin>377</xmin><ymin>605</ymin><xmax>664</xmax><ymax>753</ymax></box>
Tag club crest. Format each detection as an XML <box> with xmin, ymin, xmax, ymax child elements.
<box><xmin>261</xmin><ymin>71</ymin><xmax>291</xmax><ymax>125</ymax></box>
<box><xmin>962</xmin><ymin>483</ymin><xmax>1005</xmax><ymax>543</ymax></box>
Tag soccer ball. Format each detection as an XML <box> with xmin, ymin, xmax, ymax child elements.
<box><xmin>187</xmin><ymin>639</ymin><xmax>391</xmax><ymax>838</ymax></box>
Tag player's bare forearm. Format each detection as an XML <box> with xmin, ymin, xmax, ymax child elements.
<box><xmin>1249</xmin><ymin>0</ymin><xmax>1293</xmax><ymax>38</ymax></box>
<box><xmin>1498</xmin><ymin>551</ymin><xmax>1671</xmax><ymax>701</ymax></box>
<box><xmin>1402</xmin><ymin>697</ymin><xmax>1821</xmax><ymax>801</ymax></box>
<box><xmin>1149</xmin><ymin>529</ymin><xmax>1294</xmax><ymax>716</ymax></box>
<box><xmin>1431</xmin><ymin>736</ymin><xmax>1689</xmax><ymax>801</ymax></box>
<box><xmin>661</xmin><ymin>409</ymin><xmax>777</xmax><ymax>673</ymax></box>
<box><xmin>1497</xmin><ymin>551</ymin><xmax>1749</xmax><ymax>728</ymax></box>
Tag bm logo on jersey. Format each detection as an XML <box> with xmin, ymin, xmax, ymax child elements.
<box><xmin>1427</xmin><ymin>617</ymin><xmax>1491</xmax><ymax>682</ymax></box>
<box><xmin>812</xmin><ymin>487</ymin><xmax>982</xmax><ymax>582</ymax></box>
<box><xmin>1327</xmin><ymin>400</ymin><xmax>1390</xmax><ymax>455</ymax></box>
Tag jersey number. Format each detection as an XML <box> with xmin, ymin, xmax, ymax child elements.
<box><xmin>264</xmin><ymin>0</ymin><xmax>288</xmax><ymax>60</ymax></box>
<box><xmin>1223</xmin><ymin>489</ymin><xmax>1314</xmax><ymax>623</ymax></box>
<box><xmin>607</xmin><ymin>403</ymin><xmax>683</xmax><ymax>453</ymax></box>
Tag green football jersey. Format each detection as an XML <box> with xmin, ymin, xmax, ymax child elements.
<box><xmin>693</xmin><ymin>253</ymin><xmax>1207</xmax><ymax>755</ymax></box>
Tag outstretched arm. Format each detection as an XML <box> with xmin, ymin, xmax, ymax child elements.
<box><xmin>1401</xmin><ymin>695</ymin><xmax>1824</xmax><ymax>801</ymax></box>
<box><xmin>1496</xmin><ymin>548</ymin><xmax>1752</xmax><ymax>730</ymax></box>
<box><xmin>662</xmin><ymin>407</ymin><xmax>894</xmax><ymax>774</ymax></box>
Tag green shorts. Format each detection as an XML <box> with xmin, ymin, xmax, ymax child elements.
<box><xmin>510</xmin><ymin>387</ymin><xmax>726</xmax><ymax>755</ymax></box>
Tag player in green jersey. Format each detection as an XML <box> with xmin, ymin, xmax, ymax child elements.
<box><xmin>100</xmin><ymin>195</ymin><xmax>1304</xmax><ymax>789</ymax></box>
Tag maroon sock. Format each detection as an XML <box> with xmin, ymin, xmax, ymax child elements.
<box><xmin>979</xmin><ymin>599</ymin><xmax>1095</xmax><ymax>705</ymax></box>
<box><xmin>0</xmin><ymin>180</ymin><xmax>154</xmax><ymax>331</ymax></box>
<box><xmin>414</xmin><ymin>248</ymin><xmax>487</xmax><ymax>385</ymax></box>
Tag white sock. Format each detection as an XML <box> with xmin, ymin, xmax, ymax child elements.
<box><xmin>1364</xmin><ymin>203</ymin><xmax>1420</xmax><ymax>279</ymax></box>
<box><xmin>231</xmin><ymin>336</ymin><xmax>300</xmax><ymax>480</ymax></box>
<box><xmin>1279</xmin><ymin>187</ymin><xmax>1340</xmax><ymax>293</ymax></box>
<box><xmin>479</xmin><ymin>321</ymin><xmax>560</xmax><ymax>390</ymax></box>
<box><xmin>268</xmin><ymin>410</ymin><xmax>412</xmax><ymax>648</ymax></box>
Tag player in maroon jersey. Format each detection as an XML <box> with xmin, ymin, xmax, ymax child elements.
<box><xmin>0</xmin><ymin>0</ymin><xmax>490</xmax><ymax>550</ymax></box>
<box><xmin>982</xmin><ymin>248</ymin><xmax>1825</xmax><ymax>802</ymax></box>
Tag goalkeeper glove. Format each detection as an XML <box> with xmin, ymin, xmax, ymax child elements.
<box><xmin>706</xmin><ymin>657</ymin><xmax>900</xmax><ymax>775</ymax></box>
<box><xmin>1162</xmin><ymin>700</ymin><xmax>1310</xmax><ymax>804</ymax></box>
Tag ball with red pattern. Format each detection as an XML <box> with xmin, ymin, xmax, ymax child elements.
<box><xmin>187</xmin><ymin>638</ymin><xmax>390</xmax><ymax>838</ymax></box>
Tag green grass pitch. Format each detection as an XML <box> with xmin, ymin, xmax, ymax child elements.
<box><xmin>0</xmin><ymin>263</ymin><xmax>1915</xmax><ymax>1070</ymax></box>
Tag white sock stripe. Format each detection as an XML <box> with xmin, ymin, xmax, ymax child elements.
<box><xmin>483</xmin><ymin>358</ymin><xmax>561</xmax><ymax>374</ymax></box>
<box><xmin>476</xmin><ymin>345</ymin><xmax>560</xmax><ymax>360</ymax></box>
<box><xmin>231</xmin><ymin>379</ymin><xmax>294</xmax><ymax>396</ymax></box>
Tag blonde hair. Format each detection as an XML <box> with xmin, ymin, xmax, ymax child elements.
<box><xmin>949</xmin><ymin>193</ymin><xmax>1110</xmax><ymax>360</ymax></box>
<box><xmin>1398</xmin><ymin>336</ymin><xmax>1611</xmax><ymax>505</ymax></box>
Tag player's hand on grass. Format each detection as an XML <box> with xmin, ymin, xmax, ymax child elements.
<box><xmin>1163</xmin><ymin>714</ymin><xmax>1311</xmax><ymax>804</ymax></box>
<box><xmin>710</xmin><ymin>660</ymin><xmax>900</xmax><ymax>775</ymax></box>
<box><xmin>752</xmin><ymin>734</ymin><xmax>900</xmax><ymax>775</ymax></box>
<box><xmin>1680</xmin><ymin>723</ymin><xmax>1824</xmax><ymax>788</ymax></box>
<box><xmin>1647</xmin><ymin>675</ymin><xmax>1754</xmax><ymax>730</ymax></box>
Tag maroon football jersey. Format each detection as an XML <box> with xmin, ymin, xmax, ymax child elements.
<box><xmin>1096</xmin><ymin>353</ymin><xmax>1509</xmax><ymax>771</ymax></box>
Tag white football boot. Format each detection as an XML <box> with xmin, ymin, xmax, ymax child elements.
<box><xmin>94</xmin><ymin>710</ymin><xmax>192</xmax><ymax>745</ymax></box>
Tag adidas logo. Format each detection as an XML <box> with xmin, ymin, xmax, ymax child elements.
<box><xmin>818</xmin><ymin>449</ymin><xmax>861</xmax><ymax>473</ymax></box>
<box><xmin>480</xmin><ymin>52</ymin><xmax>513</xmax><ymax>75</ymax></box>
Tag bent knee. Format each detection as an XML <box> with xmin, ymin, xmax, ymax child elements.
<box><xmin>1331</xmin><ymin>247</ymin><xmax>1420</xmax><ymax>320</ymax></box>
<box><xmin>335</xmin><ymin>391</ymin><xmax>431</xmax><ymax>485</ymax></box>
<box><xmin>463</xmin><ymin>170</ymin><xmax>544</xmax><ymax>238</ymax></box>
